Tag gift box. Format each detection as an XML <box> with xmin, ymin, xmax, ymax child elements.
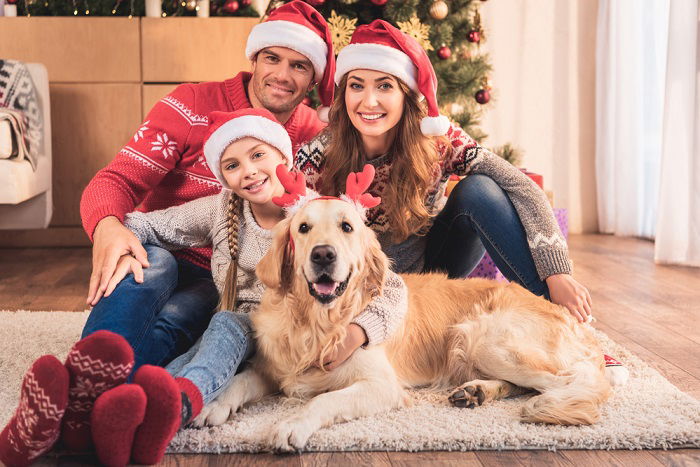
<box><xmin>468</xmin><ymin>208</ymin><xmax>568</xmax><ymax>282</ymax></box>
<box><xmin>554</xmin><ymin>207</ymin><xmax>568</xmax><ymax>240</ymax></box>
<box><xmin>520</xmin><ymin>168</ymin><xmax>544</xmax><ymax>189</ymax></box>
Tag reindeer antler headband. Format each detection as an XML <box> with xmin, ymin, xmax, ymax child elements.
<box><xmin>272</xmin><ymin>164</ymin><xmax>381</xmax><ymax>217</ymax></box>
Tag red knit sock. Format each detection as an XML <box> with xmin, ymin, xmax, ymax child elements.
<box><xmin>130</xmin><ymin>365</ymin><xmax>183</xmax><ymax>465</ymax></box>
<box><xmin>176</xmin><ymin>377</ymin><xmax>203</xmax><ymax>425</ymax></box>
<box><xmin>0</xmin><ymin>355</ymin><xmax>69</xmax><ymax>467</ymax></box>
<box><xmin>91</xmin><ymin>384</ymin><xmax>147</xmax><ymax>467</ymax></box>
<box><xmin>61</xmin><ymin>330</ymin><xmax>134</xmax><ymax>451</ymax></box>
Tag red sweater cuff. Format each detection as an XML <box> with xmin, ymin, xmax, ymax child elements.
<box><xmin>82</xmin><ymin>205</ymin><xmax>128</xmax><ymax>242</ymax></box>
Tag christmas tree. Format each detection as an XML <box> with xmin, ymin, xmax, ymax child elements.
<box><xmin>270</xmin><ymin>0</ymin><xmax>520</xmax><ymax>164</ymax></box>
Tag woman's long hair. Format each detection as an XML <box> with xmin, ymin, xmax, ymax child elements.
<box><xmin>319</xmin><ymin>74</ymin><xmax>442</xmax><ymax>243</ymax></box>
<box><xmin>219</xmin><ymin>191</ymin><xmax>242</xmax><ymax>311</ymax></box>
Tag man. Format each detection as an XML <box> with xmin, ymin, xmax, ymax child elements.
<box><xmin>79</xmin><ymin>0</ymin><xmax>335</xmax><ymax>373</ymax></box>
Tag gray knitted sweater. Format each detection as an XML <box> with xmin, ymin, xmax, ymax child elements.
<box><xmin>124</xmin><ymin>192</ymin><xmax>408</xmax><ymax>345</ymax></box>
<box><xmin>295</xmin><ymin>125</ymin><xmax>572</xmax><ymax>279</ymax></box>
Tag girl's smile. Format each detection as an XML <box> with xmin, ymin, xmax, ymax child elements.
<box><xmin>220</xmin><ymin>137</ymin><xmax>286</xmax><ymax>205</ymax></box>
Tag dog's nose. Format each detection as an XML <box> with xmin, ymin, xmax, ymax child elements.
<box><xmin>311</xmin><ymin>245</ymin><xmax>336</xmax><ymax>266</ymax></box>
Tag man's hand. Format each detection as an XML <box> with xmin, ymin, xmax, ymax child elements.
<box><xmin>317</xmin><ymin>323</ymin><xmax>367</xmax><ymax>371</ymax></box>
<box><xmin>87</xmin><ymin>216</ymin><xmax>149</xmax><ymax>306</ymax></box>
<box><xmin>546</xmin><ymin>274</ymin><xmax>593</xmax><ymax>323</ymax></box>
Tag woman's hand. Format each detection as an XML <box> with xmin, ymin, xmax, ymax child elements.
<box><xmin>95</xmin><ymin>254</ymin><xmax>146</xmax><ymax>305</ymax></box>
<box><xmin>546</xmin><ymin>274</ymin><xmax>593</xmax><ymax>323</ymax></box>
<box><xmin>317</xmin><ymin>323</ymin><xmax>368</xmax><ymax>371</ymax></box>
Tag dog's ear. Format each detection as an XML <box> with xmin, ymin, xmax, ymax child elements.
<box><xmin>364</xmin><ymin>235</ymin><xmax>388</xmax><ymax>297</ymax></box>
<box><xmin>257</xmin><ymin>217</ymin><xmax>294</xmax><ymax>293</ymax></box>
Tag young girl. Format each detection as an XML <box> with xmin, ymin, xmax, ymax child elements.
<box><xmin>86</xmin><ymin>108</ymin><xmax>408</xmax><ymax>466</ymax></box>
<box><xmin>295</xmin><ymin>21</ymin><xmax>625</xmax><ymax>372</ymax></box>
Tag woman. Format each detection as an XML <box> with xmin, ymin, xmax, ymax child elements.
<box><xmin>295</xmin><ymin>19</ymin><xmax>593</xmax><ymax>324</ymax></box>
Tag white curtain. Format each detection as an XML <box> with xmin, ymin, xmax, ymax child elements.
<box><xmin>595</xmin><ymin>0</ymin><xmax>669</xmax><ymax>238</ymax></box>
<box><xmin>654</xmin><ymin>0</ymin><xmax>700</xmax><ymax>267</ymax></box>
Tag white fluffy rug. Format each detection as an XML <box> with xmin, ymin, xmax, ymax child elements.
<box><xmin>1</xmin><ymin>310</ymin><xmax>698</xmax><ymax>452</ymax></box>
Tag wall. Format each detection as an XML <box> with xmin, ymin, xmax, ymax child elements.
<box><xmin>479</xmin><ymin>0</ymin><xmax>599</xmax><ymax>233</ymax></box>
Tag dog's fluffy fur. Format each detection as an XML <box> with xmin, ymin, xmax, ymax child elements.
<box><xmin>193</xmin><ymin>199</ymin><xmax>611</xmax><ymax>451</ymax></box>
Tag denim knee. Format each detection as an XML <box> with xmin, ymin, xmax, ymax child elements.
<box><xmin>142</xmin><ymin>245</ymin><xmax>178</xmax><ymax>282</ymax></box>
<box><xmin>447</xmin><ymin>174</ymin><xmax>512</xmax><ymax>216</ymax></box>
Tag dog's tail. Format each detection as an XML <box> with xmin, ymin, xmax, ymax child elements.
<box><xmin>520</xmin><ymin>360</ymin><xmax>611</xmax><ymax>425</ymax></box>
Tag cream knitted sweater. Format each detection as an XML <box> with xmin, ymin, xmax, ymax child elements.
<box><xmin>124</xmin><ymin>192</ymin><xmax>408</xmax><ymax>345</ymax></box>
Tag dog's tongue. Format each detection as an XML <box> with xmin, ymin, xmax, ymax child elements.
<box><xmin>313</xmin><ymin>282</ymin><xmax>338</xmax><ymax>295</ymax></box>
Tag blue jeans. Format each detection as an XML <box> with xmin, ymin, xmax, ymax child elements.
<box><xmin>424</xmin><ymin>175</ymin><xmax>550</xmax><ymax>298</ymax></box>
<box><xmin>165</xmin><ymin>310</ymin><xmax>255</xmax><ymax>404</ymax></box>
<box><xmin>81</xmin><ymin>245</ymin><xmax>218</xmax><ymax>373</ymax></box>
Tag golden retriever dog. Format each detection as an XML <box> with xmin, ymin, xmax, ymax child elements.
<box><xmin>193</xmin><ymin>197</ymin><xmax>611</xmax><ymax>451</ymax></box>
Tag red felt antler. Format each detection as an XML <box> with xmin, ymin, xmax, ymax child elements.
<box><xmin>345</xmin><ymin>164</ymin><xmax>381</xmax><ymax>208</ymax></box>
<box><xmin>272</xmin><ymin>164</ymin><xmax>307</xmax><ymax>207</ymax></box>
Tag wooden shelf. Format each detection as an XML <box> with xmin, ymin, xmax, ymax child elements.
<box><xmin>141</xmin><ymin>17</ymin><xmax>258</xmax><ymax>82</ymax></box>
<box><xmin>0</xmin><ymin>18</ymin><xmax>140</xmax><ymax>83</ymax></box>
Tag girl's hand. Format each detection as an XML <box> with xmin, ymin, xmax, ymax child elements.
<box><xmin>97</xmin><ymin>254</ymin><xmax>146</xmax><ymax>304</ymax></box>
<box><xmin>317</xmin><ymin>324</ymin><xmax>367</xmax><ymax>371</ymax></box>
<box><xmin>546</xmin><ymin>274</ymin><xmax>593</xmax><ymax>323</ymax></box>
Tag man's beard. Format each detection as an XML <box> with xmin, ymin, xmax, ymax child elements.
<box><xmin>254</xmin><ymin>79</ymin><xmax>304</xmax><ymax>114</ymax></box>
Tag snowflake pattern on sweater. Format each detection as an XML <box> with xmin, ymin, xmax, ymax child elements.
<box><xmin>295</xmin><ymin>123</ymin><xmax>571</xmax><ymax>279</ymax></box>
<box><xmin>80</xmin><ymin>72</ymin><xmax>325</xmax><ymax>270</ymax></box>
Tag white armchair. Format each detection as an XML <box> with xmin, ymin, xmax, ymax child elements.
<box><xmin>0</xmin><ymin>62</ymin><xmax>52</xmax><ymax>229</ymax></box>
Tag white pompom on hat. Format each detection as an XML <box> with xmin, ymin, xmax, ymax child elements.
<box><xmin>335</xmin><ymin>19</ymin><xmax>451</xmax><ymax>136</ymax></box>
<box><xmin>245</xmin><ymin>1</ymin><xmax>335</xmax><ymax>122</ymax></box>
<box><xmin>203</xmin><ymin>108</ymin><xmax>293</xmax><ymax>189</ymax></box>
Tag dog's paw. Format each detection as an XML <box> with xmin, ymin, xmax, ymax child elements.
<box><xmin>191</xmin><ymin>401</ymin><xmax>232</xmax><ymax>427</ymax></box>
<box><xmin>448</xmin><ymin>383</ymin><xmax>486</xmax><ymax>409</ymax></box>
<box><xmin>269</xmin><ymin>418</ymin><xmax>315</xmax><ymax>452</ymax></box>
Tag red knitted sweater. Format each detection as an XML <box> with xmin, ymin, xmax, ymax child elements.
<box><xmin>80</xmin><ymin>71</ymin><xmax>325</xmax><ymax>269</ymax></box>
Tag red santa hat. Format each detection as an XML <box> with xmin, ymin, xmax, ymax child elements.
<box><xmin>245</xmin><ymin>1</ymin><xmax>335</xmax><ymax>122</ymax></box>
<box><xmin>203</xmin><ymin>109</ymin><xmax>293</xmax><ymax>189</ymax></box>
<box><xmin>334</xmin><ymin>19</ymin><xmax>450</xmax><ymax>136</ymax></box>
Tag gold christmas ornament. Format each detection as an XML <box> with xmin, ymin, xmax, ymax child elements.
<box><xmin>328</xmin><ymin>10</ymin><xmax>357</xmax><ymax>53</ymax></box>
<box><xmin>186</xmin><ymin>0</ymin><xmax>197</xmax><ymax>10</ymax></box>
<box><xmin>429</xmin><ymin>0</ymin><xmax>448</xmax><ymax>20</ymax></box>
<box><xmin>397</xmin><ymin>15</ymin><xmax>433</xmax><ymax>51</ymax></box>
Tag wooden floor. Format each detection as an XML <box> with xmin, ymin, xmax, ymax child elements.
<box><xmin>1</xmin><ymin>234</ymin><xmax>698</xmax><ymax>466</ymax></box>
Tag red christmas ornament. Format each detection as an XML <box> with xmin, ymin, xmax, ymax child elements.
<box><xmin>304</xmin><ymin>0</ymin><xmax>326</xmax><ymax>6</ymax></box>
<box><xmin>475</xmin><ymin>89</ymin><xmax>490</xmax><ymax>105</ymax></box>
<box><xmin>302</xmin><ymin>96</ymin><xmax>312</xmax><ymax>106</ymax></box>
<box><xmin>467</xmin><ymin>30</ymin><xmax>481</xmax><ymax>43</ymax></box>
<box><xmin>222</xmin><ymin>0</ymin><xmax>239</xmax><ymax>13</ymax></box>
<box><xmin>239</xmin><ymin>0</ymin><xmax>252</xmax><ymax>6</ymax></box>
<box><xmin>6</xmin><ymin>0</ymin><xmax>18</xmax><ymax>4</ymax></box>
<box><xmin>370</xmin><ymin>0</ymin><xmax>389</xmax><ymax>5</ymax></box>
<box><xmin>437</xmin><ymin>45</ymin><xmax>452</xmax><ymax>60</ymax></box>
